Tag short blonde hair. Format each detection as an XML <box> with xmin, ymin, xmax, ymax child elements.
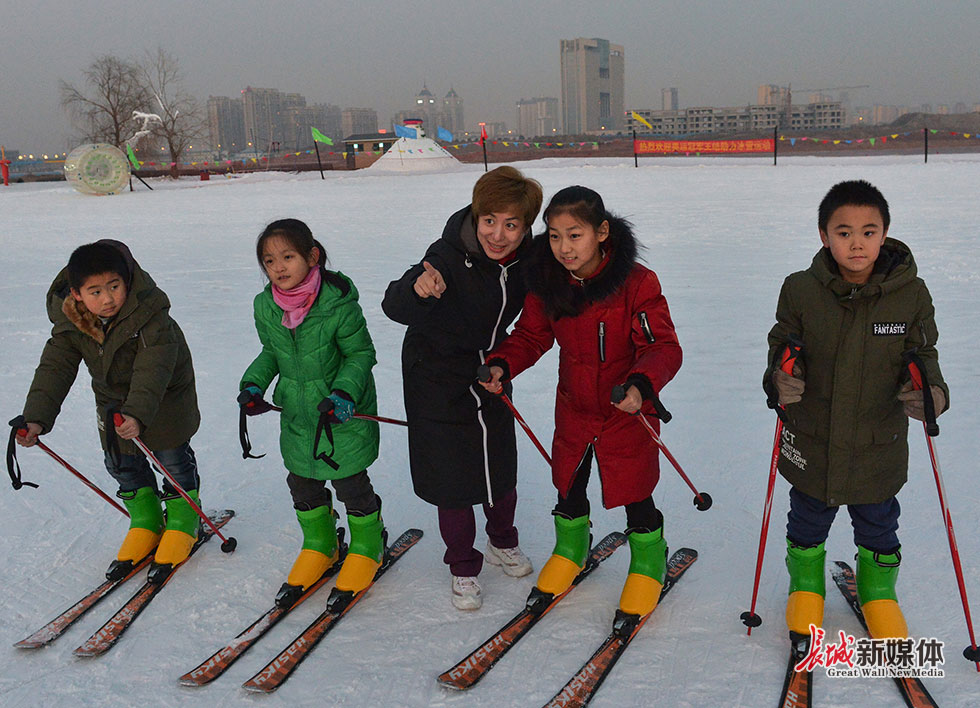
<box><xmin>471</xmin><ymin>166</ymin><xmax>543</xmax><ymax>227</ymax></box>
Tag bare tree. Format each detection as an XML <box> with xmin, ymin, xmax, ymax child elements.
<box><xmin>139</xmin><ymin>47</ymin><xmax>205</xmax><ymax>168</ymax></box>
<box><xmin>60</xmin><ymin>55</ymin><xmax>152</xmax><ymax>147</ymax></box>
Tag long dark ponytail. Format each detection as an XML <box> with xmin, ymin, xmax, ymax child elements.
<box><xmin>255</xmin><ymin>218</ymin><xmax>350</xmax><ymax>296</ymax></box>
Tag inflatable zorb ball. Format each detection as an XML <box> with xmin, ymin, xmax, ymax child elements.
<box><xmin>64</xmin><ymin>143</ymin><xmax>131</xmax><ymax>195</ymax></box>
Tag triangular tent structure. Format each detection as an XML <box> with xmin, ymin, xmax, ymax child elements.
<box><xmin>369</xmin><ymin>121</ymin><xmax>464</xmax><ymax>173</ymax></box>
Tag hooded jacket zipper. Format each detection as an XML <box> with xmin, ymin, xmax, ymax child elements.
<box><xmin>474</xmin><ymin>261</ymin><xmax>515</xmax><ymax>508</ymax></box>
<box><xmin>598</xmin><ymin>321</ymin><xmax>606</xmax><ymax>362</ymax></box>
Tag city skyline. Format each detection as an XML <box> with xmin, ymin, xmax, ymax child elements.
<box><xmin>3</xmin><ymin>1</ymin><xmax>980</xmax><ymax>152</ymax></box>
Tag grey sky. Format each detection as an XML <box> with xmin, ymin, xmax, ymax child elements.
<box><xmin>2</xmin><ymin>0</ymin><xmax>979</xmax><ymax>152</ymax></box>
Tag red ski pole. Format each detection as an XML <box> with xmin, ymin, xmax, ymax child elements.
<box><xmin>476</xmin><ymin>365</ymin><xmax>552</xmax><ymax>466</ymax></box>
<box><xmin>7</xmin><ymin>418</ymin><xmax>129</xmax><ymax>517</ymax></box>
<box><xmin>741</xmin><ymin>338</ymin><xmax>802</xmax><ymax>635</ymax></box>
<box><xmin>112</xmin><ymin>414</ymin><xmax>237</xmax><ymax>553</ymax></box>
<box><xmin>610</xmin><ymin>384</ymin><xmax>712</xmax><ymax>511</ymax></box>
<box><xmin>905</xmin><ymin>354</ymin><xmax>980</xmax><ymax>669</ymax></box>
<box><xmin>265</xmin><ymin>402</ymin><xmax>407</xmax><ymax>428</ymax></box>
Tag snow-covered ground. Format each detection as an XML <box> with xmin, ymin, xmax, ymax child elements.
<box><xmin>1</xmin><ymin>155</ymin><xmax>978</xmax><ymax>707</ymax></box>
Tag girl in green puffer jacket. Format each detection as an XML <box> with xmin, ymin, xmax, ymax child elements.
<box><xmin>240</xmin><ymin>218</ymin><xmax>384</xmax><ymax>606</ymax></box>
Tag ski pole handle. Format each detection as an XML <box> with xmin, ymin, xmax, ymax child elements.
<box><xmin>610</xmin><ymin>384</ymin><xmax>672</xmax><ymax>423</ymax></box>
<box><xmin>767</xmin><ymin>336</ymin><xmax>804</xmax><ymax>422</ymax></box>
<box><xmin>904</xmin><ymin>351</ymin><xmax>940</xmax><ymax>437</ymax></box>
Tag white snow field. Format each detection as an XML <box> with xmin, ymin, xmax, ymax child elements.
<box><xmin>1</xmin><ymin>154</ymin><xmax>978</xmax><ymax>707</ymax></box>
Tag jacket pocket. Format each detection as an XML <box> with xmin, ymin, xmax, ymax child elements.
<box><xmin>637</xmin><ymin>312</ymin><xmax>656</xmax><ymax>343</ymax></box>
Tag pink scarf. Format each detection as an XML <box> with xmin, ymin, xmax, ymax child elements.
<box><xmin>272</xmin><ymin>267</ymin><xmax>321</xmax><ymax>329</ymax></box>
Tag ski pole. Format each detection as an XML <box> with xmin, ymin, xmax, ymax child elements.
<box><xmin>904</xmin><ymin>353</ymin><xmax>980</xmax><ymax>668</ymax></box>
<box><xmin>610</xmin><ymin>385</ymin><xmax>712</xmax><ymax>510</ymax></box>
<box><xmin>112</xmin><ymin>413</ymin><xmax>237</xmax><ymax>553</ymax></box>
<box><xmin>7</xmin><ymin>416</ymin><xmax>129</xmax><ymax>516</ymax></box>
<box><xmin>741</xmin><ymin>337</ymin><xmax>803</xmax><ymax>635</ymax></box>
<box><xmin>476</xmin><ymin>365</ymin><xmax>552</xmax><ymax>466</ymax></box>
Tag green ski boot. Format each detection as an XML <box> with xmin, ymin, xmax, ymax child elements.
<box><xmin>107</xmin><ymin>486</ymin><xmax>163</xmax><ymax>580</ymax></box>
<box><xmin>785</xmin><ymin>539</ymin><xmax>826</xmax><ymax>635</ymax></box>
<box><xmin>856</xmin><ymin>545</ymin><xmax>907</xmax><ymax>638</ymax></box>
<box><xmin>619</xmin><ymin>526</ymin><xmax>668</xmax><ymax>616</ymax></box>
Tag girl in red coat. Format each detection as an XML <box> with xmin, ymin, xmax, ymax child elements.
<box><xmin>480</xmin><ymin>185</ymin><xmax>682</xmax><ymax>617</ymax></box>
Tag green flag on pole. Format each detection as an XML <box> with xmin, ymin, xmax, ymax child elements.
<box><xmin>311</xmin><ymin>127</ymin><xmax>334</xmax><ymax>145</ymax></box>
<box><xmin>125</xmin><ymin>144</ymin><xmax>141</xmax><ymax>170</ymax></box>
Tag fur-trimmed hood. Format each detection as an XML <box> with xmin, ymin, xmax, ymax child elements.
<box><xmin>525</xmin><ymin>216</ymin><xmax>640</xmax><ymax>319</ymax></box>
<box><xmin>45</xmin><ymin>240</ymin><xmax>166</xmax><ymax>344</ymax></box>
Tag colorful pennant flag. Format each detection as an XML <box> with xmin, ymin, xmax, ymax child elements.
<box><xmin>125</xmin><ymin>144</ymin><xmax>141</xmax><ymax>170</ymax></box>
<box><xmin>311</xmin><ymin>127</ymin><xmax>334</xmax><ymax>145</ymax></box>
<box><xmin>631</xmin><ymin>111</ymin><xmax>653</xmax><ymax>130</ymax></box>
<box><xmin>437</xmin><ymin>126</ymin><xmax>453</xmax><ymax>142</ymax></box>
<box><xmin>395</xmin><ymin>124</ymin><xmax>417</xmax><ymax>139</ymax></box>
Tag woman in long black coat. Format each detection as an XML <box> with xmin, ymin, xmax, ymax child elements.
<box><xmin>382</xmin><ymin>166</ymin><xmax>543</xmax><ymax>609</ymax></box>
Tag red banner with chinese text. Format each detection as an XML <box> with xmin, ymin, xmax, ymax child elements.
<box><xmin>634</xmin><ymin>139</ymin><xmax>774</xmax><ymax>154</ymax></box>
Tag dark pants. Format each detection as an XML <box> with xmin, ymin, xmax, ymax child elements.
<box><xmin>555</xmin><ymin>445</ymin><xmax>663</xmax><ymax>531</ymax></box>
<box><xmin>103</xmin><ymin>442</ymin><xmax>199</xmax><ymax>496</ymax></box>
<box><xmin>438</xmin><ymin>487</ymin><xmax>519</xmax><ymax>577</ymax></box>
<box><xmin>286</xmin><ymin>470</ymin><xmax>378</xmax><ymax>515</ymax></box>
<box><xmin>786</xmin><ymin>487</ymin><xmax>900</xmax><ymax>553</ymax></box>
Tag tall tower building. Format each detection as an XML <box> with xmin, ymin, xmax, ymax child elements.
<box><xmin>560</xmin><ymin>37</ymin><xmax>625</xmax><ymax>134</ymax></box>
<box><xmin>443</xmin><ymin>87</ymin><xmax>465</xmax><ymax>136</ymax></box>
<box><xmin>207</xmin><ymin>96</ymin><xmax>245</xmax><ymax>155</ymax></box>
<box><xmin>342</xmin><ymin>108</ymin><xmax>378</xmax><ymax>137</ymax></box>
<box><xmin>516</xmin><ymin>97</ymin><xmax>559</xmax><ymax>138</ymax></box>
<box><xmin>242</xmin><ymin>87</ymin><xmax>283</xmax><ymax>152</ymax></box>
<box><xmin>662</xmin><ymin>87</ymin><xmax>679</xmax><ymax>111</ymax></box>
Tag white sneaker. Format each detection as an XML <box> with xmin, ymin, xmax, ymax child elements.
<box><xmin>451</xmin><ymin>575</ymin><xmax>482</xmax><ymax>610</ymax></box>
<box><xmin>485</xmin><ymin>542</ymin><xmax>534</xmax><ymax>577</ymax></box>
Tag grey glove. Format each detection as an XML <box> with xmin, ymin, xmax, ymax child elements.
<box><xmin>897</xmin><ymin>381</ymin><xmax>946</xmax><ymax>421</ymax></box>
<box><xmin>772</xmin><ymin>364</ymin><xmax>805</xmax><ymax>406</ymax></box>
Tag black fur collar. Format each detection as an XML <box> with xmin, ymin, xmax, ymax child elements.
<box><xmin>526</xmin><ymin>217</ymin><xmax>640</xmax><ymax>320</ymax></box>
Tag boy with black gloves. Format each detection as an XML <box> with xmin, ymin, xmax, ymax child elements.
<box><xmin>765</xmin><ymin>180</ymin><xmax>947</xmax><ymax>640</ymax></box>
<box><xmin>17</xmin><ymin>240</ymin><xmax>203</xmax><ymax>582</ymax></box>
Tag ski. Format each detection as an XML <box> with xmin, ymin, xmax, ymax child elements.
<box><xmin>831</xmin><ymin>561</ymin><xmax>939</xmax><ymax>708</ymax></box>
<box><xmin>241</xmin><ymin>528</ymin><xmax>423</xmax><ymax>693</ymax></box>
<box><xmin>14</xmin><ymin>556</ymin><xmax>152</xmax><ymax>649</ymax></box>
<box><xmin>178</xmin><ymin>539</ymin><xmax>348</xmax><ymax>687</ymax></box>
<box><xmin>437</xmin><ymin>531</ymin><xmax>627</xmax><ymax>691</ymax></box>
<box><xmin>72</xmin><ymin>510</ymin><xmax>235</xmax><ymax>658</ymax></box>
<box><xmin>541</xmin><ymin>547</ymin><xmax>698</xmax><ymax>708</ymax></box>
<box><xmin>778</xmin><ymin>631</ymin><xmax>813</xmax><ymax>708</ymax></box>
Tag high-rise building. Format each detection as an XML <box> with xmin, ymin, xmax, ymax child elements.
<box><xmin>242</xmin><ymin>87</ymin><xmax>283</xmax><ymax>152</ymax></box>
<box><xmin>283</xmin><ymin>103</ymin><xmax>342</xmax><ymax>150</ymax></box>
<box><xmin>207</xmin><ymin>96</ymin><xmax>245</xmax><ymax>156</ymax></box>
<box><xmin>758</xmin><ymin>84</ymin><xmax>789</xmax><ymax>107</ymax></box>
<box><xmin>560</xmin><ymin>37</ymin><xmax>625</xmax><ymax>134</ymax></box>
<box><xmin>443</xmin><ymin>87</ymin><xmax>465</xmax><ymax>136</ymax></box>
<box><xmin>516</xmin><ymin>97</ymin><xmax>559</xmax><ymax>138</ymax></box>
<box><xmin>662</xmin><ymin>88</ymin><xmax>678</xmax><ymax>111</ymax></box>
<box><xmin>342</xmin><ymin>108</ymin><xmax>378</xmax><ymax>137</ymax></box>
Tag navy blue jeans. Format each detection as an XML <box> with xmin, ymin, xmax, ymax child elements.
<box><xmin>786</xmin><ymin>487</ymin><xmax>900</xmax><ymax>553</ymax></box>
<box><xmin>103</xmin><ymin>442</ymin><xmax>199</xmax><ymax>496</ymax></box>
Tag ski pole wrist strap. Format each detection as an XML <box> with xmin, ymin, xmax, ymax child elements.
<box><xmin>238</xmin><ymin>405</ymin><xmax>265</xmax><ymax>460</ymax></box>
<box><xmin>7</xmin><ymin>415</ymin><xmax>39</xmax><ymax>490</ymax></box>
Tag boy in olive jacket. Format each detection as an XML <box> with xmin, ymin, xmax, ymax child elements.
<box><xmin>765</xmin><ymin>180</ymin><xmax>947</xmax><ymax>640</ymax></box>
<box><xmin>17</xmin><ymin>241</ymin><xmax>203</xmax><ymax>582</ymax></box>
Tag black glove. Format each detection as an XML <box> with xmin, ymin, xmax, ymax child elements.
<box><xmin>238</xmin><ymin>385</ymin><xmax>274</xmax><ymax>416</ymax></box>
